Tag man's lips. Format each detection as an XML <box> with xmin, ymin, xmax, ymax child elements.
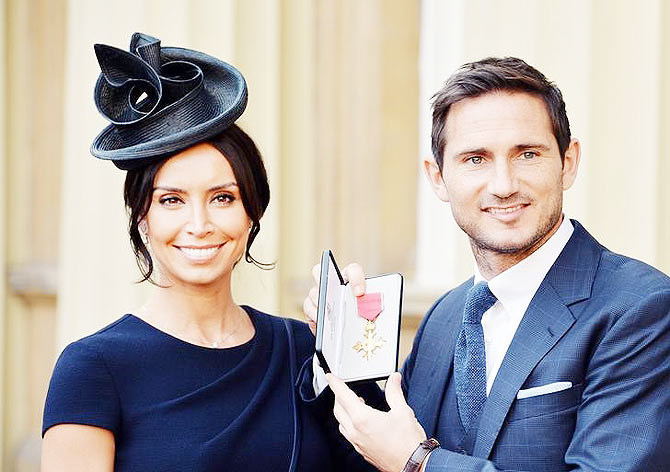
<box><xmin>482</xmin><ymin>203</ymin><xmax>530</xmax><ymax>221</ymax></box>
<box><xmin>483</xmin><ymin>204</ymin><xmax>528</xmax><ymax>214</ymax></box>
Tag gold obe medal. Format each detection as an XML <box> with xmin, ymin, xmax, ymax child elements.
<box><xmin>353</xmin><ymin>293</ymin><xmax>386</xmax><ymax>360</ymax></box>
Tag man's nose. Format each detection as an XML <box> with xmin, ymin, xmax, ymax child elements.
<box><xmin>487</xmin><ymin>159</ymin><xmax>519</xmax><ymax>198</ymax></box>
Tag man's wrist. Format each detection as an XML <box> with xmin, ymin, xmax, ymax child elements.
<box><xmin>402</xmin><ymin>438</ymin><xmax>440</xmax><ymax>472</ymax></box>
<box><xmin>419</xmin><ymin>451</ymin><xmax>433</xmax><ymax>472</ymax></box>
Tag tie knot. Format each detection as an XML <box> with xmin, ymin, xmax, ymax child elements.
<box><xmin>463</xmin><ymin>282</ymin><xmax>497</xmax><ymax>324</ymax></box>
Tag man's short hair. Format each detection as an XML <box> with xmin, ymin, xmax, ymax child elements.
<box><xmin>431</xmin><ymin>57</ymin><xmax>571</xmax><ymax>169</ymax></box>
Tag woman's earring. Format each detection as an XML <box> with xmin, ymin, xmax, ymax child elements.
<box><xmin>139</xmin><ymin>221</ymin><xmax>150</xmax><ymax>245</ymax></box>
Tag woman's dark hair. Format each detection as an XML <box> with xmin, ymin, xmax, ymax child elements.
<box><xmin>124</xmin><ymin>124</ymin><xmax>272</xmax><ymax>283</ymax></box>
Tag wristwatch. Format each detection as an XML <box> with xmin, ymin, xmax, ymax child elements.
<box><xmin>402</xmin><ymin>438</ymin><xmax>440</xmax><ymax>472</ymax></box>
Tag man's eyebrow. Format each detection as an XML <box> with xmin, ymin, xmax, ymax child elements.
<box><xmin>453</xmin><ymin>147</ymin><xmax>490</xmax><ymax>159</ymax></box>
<box><xmin>153</xmin><ymin>182</ymin><xmax>238</xmax><ymax>193</ymax></box>
<box><xmin>512</xmin><ymin>143</ymin><xmax>552</xmax><ymax>153</ymax></box>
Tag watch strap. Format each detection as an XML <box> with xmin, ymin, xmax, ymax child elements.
<box><xmin>402</xmin><ymin>437</ymin><xmax>440</xmax><ymax>472</ymax></box>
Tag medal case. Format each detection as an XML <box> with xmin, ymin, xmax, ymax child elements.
<box><xmin>315</xmin><ymin>250</ymin><xmax>403</xmax><ymax>383</ymax></box>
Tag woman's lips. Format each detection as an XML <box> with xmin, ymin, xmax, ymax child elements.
<box><xmin>175</xmin><ymin>244</ymin><xmax>224</xmax><ymax>262</ymax></box>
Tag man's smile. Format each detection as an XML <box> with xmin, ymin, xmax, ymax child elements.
<box><xmin>481</xmin><ymin>203</ymin><xmax>530</xmax><ymax>222</ymax></box>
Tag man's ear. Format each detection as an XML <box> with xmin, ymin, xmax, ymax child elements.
<box><xmin>561</xmin><ymin>138</ymin><xmax>581</xmax><ymax>190</ymax></box>
<box><xmin>424</xmin><ymin>159</ymin><xmax>449</xmax><ymax>202</ymax></box>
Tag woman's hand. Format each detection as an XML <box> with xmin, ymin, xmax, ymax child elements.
<box><xmin>303</xmin><ymin>262</ymin><xmax>367</xmax><ymax>336</ymax></box>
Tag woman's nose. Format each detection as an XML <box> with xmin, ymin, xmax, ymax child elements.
<box><xmin>186</xmin><ymin>204</ymin><xmax>214</xmax><ymax>236</ymax></box>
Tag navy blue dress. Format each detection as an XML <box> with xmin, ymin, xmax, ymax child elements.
<box><xmin>43</xmin><ymin>306</ymin><xmax>334</xmax><ymax>471</ymax></box>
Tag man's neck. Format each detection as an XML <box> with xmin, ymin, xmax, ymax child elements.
<box><xmin>472</xmin><ymin>216</ymin><xmax>564</xmax><ymax>280</ymax></box>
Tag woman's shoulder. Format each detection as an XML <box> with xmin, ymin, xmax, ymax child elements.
<box><xmin>60</xmin><ymin>314</ymin><xmax>148</xmax><ymax>362</ymax></box>
<box><xmin>43</xmin><ymin>317</ymin><xmax>133</xmax><ymax>438</ymax></box>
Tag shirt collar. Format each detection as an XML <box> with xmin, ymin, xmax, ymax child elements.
<box><xmin>474</xmin><ymin>217</ymin><xmax>574</xmax><ymax>316</ymax></box>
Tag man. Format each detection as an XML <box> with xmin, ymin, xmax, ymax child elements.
<box><xmin>302</xmin><ymin>57</ymin><xmax>670</xmax><ymax>471</ymax></box>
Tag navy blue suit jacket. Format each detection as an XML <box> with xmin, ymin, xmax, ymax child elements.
<box><xmin>404</xmin><ymin>221</ymin><xmax>670</xmax><ymax>470</ymax></box>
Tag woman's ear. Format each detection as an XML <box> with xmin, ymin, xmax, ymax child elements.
<box><xmin>139</xmin><ymin>220</ymin><xmax>149</xmax><ymax>243</ymax></box>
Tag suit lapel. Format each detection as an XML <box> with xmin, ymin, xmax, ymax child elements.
<box><xmin>472</xmin><ymin>220</ymin><xmax>601</xmax><ymax>458</ymax></box>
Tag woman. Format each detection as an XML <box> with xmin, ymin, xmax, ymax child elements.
<box><xmin>41</xmin><ymin>33</ymin><xmax>332</xmax><ymax>471</ymax></box>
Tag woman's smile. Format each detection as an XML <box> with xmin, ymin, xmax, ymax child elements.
<box><xmin>175</xmin><ymin>243</ymin><xmax>226</xmax><ymax>263</ymax></box>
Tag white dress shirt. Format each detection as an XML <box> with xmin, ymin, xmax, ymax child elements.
<box><xmin>475</xmin><ymin>217</ymin><xmax>574</xmax><ymax>394</ymax></box>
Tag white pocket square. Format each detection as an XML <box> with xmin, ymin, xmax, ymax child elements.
<box><xmin>517</xmin><ymin>381</ymin><xmax>572</xmax><ymax>399</ymax></box>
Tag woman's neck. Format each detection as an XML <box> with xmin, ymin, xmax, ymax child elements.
<box><xmin>137</xmin><ymin>281</ymin><xmax>254</xmax><ymax>348</ymax></box>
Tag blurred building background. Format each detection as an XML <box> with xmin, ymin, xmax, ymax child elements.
<box><xmin>0</xmin><ymin>0</ymin><xmax>668</xmax><ymax>469</ymax></box>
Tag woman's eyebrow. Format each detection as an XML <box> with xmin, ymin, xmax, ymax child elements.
<box><xmin>153</xmin><ymin>186</ymin><xmax>183</xmax><ymax>193</ymax></box>
<box><xmin>208</xmin><ymin>182</ymin><xmax>239</xmax><ymax>191</ymax></box>
<box><xmin>153</xmin><ymin>182</ymin><xmax>239</xmax><ymax>193</ymax></box>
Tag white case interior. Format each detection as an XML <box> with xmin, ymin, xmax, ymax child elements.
<box><xmin>317</xmin><ymin>251</ymin><xmax>402</xmax><ymax>382</ymax></box>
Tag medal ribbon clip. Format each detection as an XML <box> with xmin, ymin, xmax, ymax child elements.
<box><xmin>357</xmin><ymin>293</ymin><xmax>383</xmax><ymax>321</ymax></box>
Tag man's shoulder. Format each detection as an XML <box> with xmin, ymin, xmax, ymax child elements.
<box><xmin>564</xmin><ymin>222</ymin><xmax>670</xmax><ymax>320</ymax></box>
<box><xmin>596</xmin><ymin>247</ymin><xmax>670</xmax><ymax>291</ymax></box>
<box><xmin>589</xmin><ymin>248</ymin><xmax>670</xmax><ymax>318</ymax></box>
<box><xmin>571</xmin><ymin>221</ymin><xmax>669</xmax><ymax>291</ymax></box>
<box><xmin>434</xmin><ymin>277</ymin><xmax>470</xmax><ymax>305</ymax></box>
<box><xmin>418</xmin><ymin>279</ymin><xmax>472</xmax><ymax>330</ymax></box>
<box><xmin>563</xmin><ymin>220</ymin><xmax>669</xmax><ymax>293</ymax></box>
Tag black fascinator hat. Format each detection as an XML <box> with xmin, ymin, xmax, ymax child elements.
<box><xmin>90</xmin><ymin>32</ymin><xmax>247</xmax><ymax>170</ymax></box>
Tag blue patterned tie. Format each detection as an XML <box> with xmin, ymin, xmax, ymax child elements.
<box><xmin>454</xmin><ymin>282</ymin><xmax>497</xmax><ymax>432</ymax></box>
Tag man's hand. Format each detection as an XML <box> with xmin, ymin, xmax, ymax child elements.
<box><xmin>303</xmin><ymin>262</ymin><xmax>367</xmax><ymax>335</ymax></box>
<box><xmin>327</xmin><ymin>372</ymin><xmax>427</xmax><ymax>472</ymax></box>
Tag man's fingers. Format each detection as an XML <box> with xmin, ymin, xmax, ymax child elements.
<box><xmin>341</xmin><ymin>263</ymin><xmax>366</xmax><ymax>296</ymax></box>
<box><xmin>384</xmin><ymin>372</ymin><xmax>409</xmax><ymax>411</ymax></box>
<box><xmin>326</xmin><ymin>373</ymin><xmax>364</xmax><ymax>413</ymax></box>
<box><xmin>338</xmin><ymin>423</ymin><xmax>349</xmax><ymax>440</ymax></box>
<box><xmin>337</xmin><ymin>424</ymin><xmax>364</xmax><ymax>456</ymax></box>
<box><xmin>333</xmin><ymin>397</ymin><xmax>356</xmax><ymax>434</ymax></box>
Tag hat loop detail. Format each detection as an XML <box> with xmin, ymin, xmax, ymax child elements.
<box><xmin>130</xmin><ymin>32</ymin><xmax>162</xmax><ymax>73</ymax></box>
<box><xmin>94</xmin><ymin>34</ymin><xmax>204</xmax><ymax>127</ymax></box>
